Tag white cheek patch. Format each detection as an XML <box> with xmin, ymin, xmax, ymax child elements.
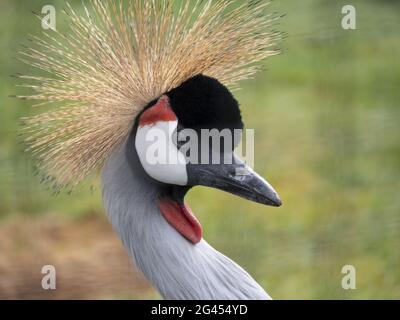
<box><xmin>135</xmin><ymin>120</ymin><xmax>188</xmax><ymax>186</ymax></box>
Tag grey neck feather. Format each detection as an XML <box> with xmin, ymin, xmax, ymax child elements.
<box><xmin>102</xmin><ymin>138</ymin><xmax>271</xmax><ymax>300</ymax></box>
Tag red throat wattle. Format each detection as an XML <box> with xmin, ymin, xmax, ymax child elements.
<box><xmin>158</xmin><ymin>198</ymin><xmax>203</xmax><ymax>244</ymax></box>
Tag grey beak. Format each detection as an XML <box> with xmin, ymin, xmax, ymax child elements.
<box><xmin>187</xmin><ymin>155</ymin><xmax>282</xmax><ymax>207</ymax></box>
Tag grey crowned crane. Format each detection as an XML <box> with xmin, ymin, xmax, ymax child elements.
<box><xmin>19</xmin><ymin>0</ymin><xmax>282</xmax><ymax>299</ymax></box>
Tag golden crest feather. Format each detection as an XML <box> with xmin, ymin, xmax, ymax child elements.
<box><xmin>19</xmin><ymin>0</ymin><xmax>280</xmax><ymax>188</ymax></box>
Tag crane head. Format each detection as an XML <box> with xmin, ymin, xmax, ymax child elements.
<box><xmin>133</xmin><ymin>75</ymin><xmax>281</xmax><ymax>244</ymax></box>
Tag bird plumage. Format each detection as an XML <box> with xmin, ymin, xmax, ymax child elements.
<box><xmin>19</xmin><ymin>0</ymin><xmax>280</xmax><ymax>188</ymax></box>
<box><xmin>102</xmin><ymin>138</ymin><xmax>271</xmax><ymax>299</ymax></box>
<box><xmin>19</xmin><ymin>0</ymin><xmax>282</xmax><ymax>300</ymax></box>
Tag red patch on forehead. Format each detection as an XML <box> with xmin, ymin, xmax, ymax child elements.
<box><xmin>139</xmin><ymin>95</ymin><xmax>177</xmax><ymax>127</ymax></box>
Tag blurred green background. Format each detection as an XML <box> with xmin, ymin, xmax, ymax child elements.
<box><xmin>0</xmin><ymin>0</ymin><xmax>399</xmax><ymax>299</ymax></box>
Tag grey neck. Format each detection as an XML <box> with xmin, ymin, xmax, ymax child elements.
<box><xmin>101</xmin><ymin>137</ymin><xmax>271</xmax><ymax>300</ymax></box>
